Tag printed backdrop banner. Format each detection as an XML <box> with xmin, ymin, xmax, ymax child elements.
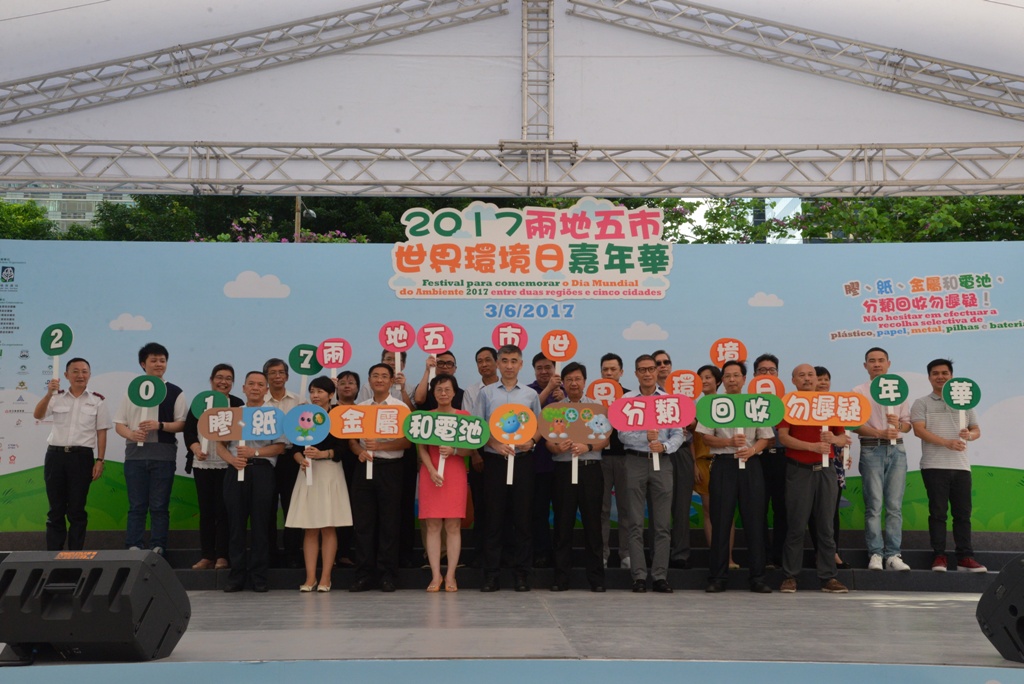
<box><xmin>1</xmin><ymin>236</ymin><xmax>1023</xmax><ymax>532</ymax></box>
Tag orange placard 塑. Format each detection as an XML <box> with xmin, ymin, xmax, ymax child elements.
<box><xmin>540</xmin><ymin>329</ymin><xmax>578</xmax><ymax>363</ymax></box>
<box><xmin>781</xmin><ymin>392</ymin><xmax>872</xmax><ymax>427</ymax></box>
<box><xmin>709</xmin><ymin>337</ymin><xmax>747</xmax><ymax>367</ymax></box>
<box><xmin>748</xmin><ymin>375</ymin><xmax>786</xmax><ymax>397</ymax></box>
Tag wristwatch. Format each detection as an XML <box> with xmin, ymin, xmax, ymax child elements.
<box><xmin>255</xmin><ymin>449</ymin><xmax>260</xmax><ymax>457</ymax></box>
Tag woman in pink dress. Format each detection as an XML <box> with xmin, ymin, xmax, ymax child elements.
<box><xmin>417</xmin><ymin>374</ymin><xmax>469</xmax><ymax>592</ymax></box>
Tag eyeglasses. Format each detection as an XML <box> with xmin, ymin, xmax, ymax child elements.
<box><xmin>756</xmin><ymin>367</ymin><xmax>778</xmax><ymax>375</ymax></box>
<box><xmin>212</xmin><ymin>375</ymin><xmax>234</xmax><ymax>382</ymax></box>
<box><xmin>654</xmin><ymin>360</ymin><xmax>671</xmax><ymax>366</ymax></box>
<box><xmin>636</xmin><ymin>366</ymin><xmax>657</xmax><ymax>374</ymax></box>
<box><xmin>436</xmin><ymin>361</ymin><xmax>455</xmax><ymax>368</ymax></box>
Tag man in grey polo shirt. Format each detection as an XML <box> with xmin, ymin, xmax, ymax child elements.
<box><xmin>910</xmin><ymin>358</ymin><xmax>986</xmax><ymax>573</ymax></box>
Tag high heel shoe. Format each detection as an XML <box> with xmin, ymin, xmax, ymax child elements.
<box><xmin>299</xmin><ymin>583</ymin><xmax>317</xmax><ymax>592</ymax></box>
<box><xmin>426</xmin><ymin>581</ymin><xmax>443</xmax><ymax>592</ymax></box>
<box><xmin>317</xmin><ymin>584</ymin><xmax>331</xmax><ymax>592</ymax></box>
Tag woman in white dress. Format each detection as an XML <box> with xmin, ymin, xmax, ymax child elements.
<box><xmin>285</xmin><ymin>376</ymin><xmax>353</xmax><ymax>592</ymax></box>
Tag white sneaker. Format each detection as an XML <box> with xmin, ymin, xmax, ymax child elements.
<box><xmin>152</xmin><ymin>546</ymin><xmax>164</xmax><ymax>556</ymax></box>
<box><xmin>868</xmin><ymin>554</ymin><xmax>883</xmax><ymax>571</ymax></box>
<box><xmin>620</xmin><ymin>555</ymin><xmax>631</xmax><ymax>570</ymax></box>
<box><xmin>885</xmin><ymin>555</ymin><xmax>911</xmax><ymax>571</ymax></box>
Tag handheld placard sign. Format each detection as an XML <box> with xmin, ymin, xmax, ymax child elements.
<box><xmin>608</xmin><ymin>394</ymin><xmax>696</xmax><ymax>471</ymax></box>
<box><xmin>667</xmin><ymin>370</ymin><xmax>700</xmax><ymax>398</ymax></box>
<box><xmin>404</xmin><ymin>411</ymin><xmax>490</xmax><ymax>479</ymax></box>
<box><xmin>197</xmin><ymin>405</ymin><xmax>246</xmax><ymax>481</ymax></box>
<box><xmin>416</xmin><ymin>323</ymin><xmax>453</xmax><ymax>382</ymax></box>
<box><xmin>127</xmin><ymin>375</ymin><xmax>166</xmax><ymax>447</ymax></box>
<box><xmin>747</xmin><ymin>375</ymin><xmax>785</xmax><ymax>397</ymax></box>
<box><xmin>379</xmin><ymin>321</ymin><xmax>415</xmax><ymax>376</ymax></box>
<box><xmin>489</xmin><ymin>404</ymin><xmax>538</xmax><ymax>485</ymax></box>
<box><xmin>329</xmin><ymin>403</ymin><xmax>411</xmax><ymax>479</ymax></box>
<box><xmin>870</xmin><ymin>374</ymin><xmax>909</xmax><ymax>446</ymax></box>
<box><xmin>539</xmin><ymin>402</ymin><xmax>610</xmax><ymax>484</ymax></box>
<box><xmin>585</xmin><ymin>379</ymin><xmax>623</xmax><ymax>407</ymax></box>
<box><xmin>191</xmin><ymin>390</ymin><xmax>229</xmax><ymax>457</ymax></box>
<box><xmin>696</xmin><ymin>394</ymin><xmax>784</xmax><ymax>470</ymax></box>
<box><xmin>782</xmin><ymin>391</ymin><xmax>872</xmax><ymax>467</ymax></box>
<box><xmin>316</xmin><ymin>338</ymin><xmax>351</xmax><ymax>380</ymax></box>
<box><xmin>710</xmin><ymin>338</ymin><xmax>747</xmax><ymax>368</ymax></box>
<box><xmin>492</xmin><ymin>322</ymin><xmax>528</xmax><ymax>351</ymax></box>
<box><xmin>41</xmin><ymin>323</ymin><xmax>73</xmax><ymax>386</ymax></box>
<box><xmin>942</xmin><ymin>377</ymin><xmax>981</xmax><ymax>435</ymax></box>
<box><xmin>283</xmin><ymin>404</ymin><xmax>331</xmax><ymax>486</ymax></box>
<box><xmin>541</xmin><ymin>329</ymin><xmax>577</xmax><ymax>375</ymax></box>
<box><xmin>289</xmin><ymin>344</ymin><xmax>323</xmax><ymax>401</ymax></box>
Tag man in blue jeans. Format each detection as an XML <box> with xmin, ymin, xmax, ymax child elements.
<box><xmin>114</xmin><ymin>342</ymin><xmax>186</xmax><ymax>555</ymax></box>
<box><xmin>851</xmin><ymin>347</ymin><xmax>912</xmax><ymax>571</ymax></box>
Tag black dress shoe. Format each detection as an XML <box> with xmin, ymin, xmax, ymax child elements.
<box><xmin>549</xmin><ymin>584</ymin><xmax>568</xmax><ymax>592</ymax></box>
<box><xmin>253</xmin><ymin>583</ymin><xmax>269</xmax><ymax>593</ymax></box>
<box><xmin>750</xmin><ymin>581</ymin><xmax>773</xmax><ymax>594</ymax></box>
<box><xmin>223</xmin><ymin>582</ymin><xmax>245</xmax><ymax>593</ymax></box>
<box><xmin>632</xmin><ymin>579</ymin><xmax>647</xmax><ymax>593</ymax></box>
<box><xmin>652</xmin><ymin>579</ymin><xmax>673</xmax><ymax>593</ymax></box>
<box><xmin>836</xmin><ymin>560</ymin><xmax>852</xmax><ymax>570</ymax></box>
<box><xmin>349</xmin><ymin>577</ymin><xmax>376</xmax><ymax>593</ymax></box>
<box><xmin>669</xmin><ymin>559</ymin><xmax>690</xmax><ymax>570</ymax></box>
<box><xmin>380</xmin><ymin>579</ymin><xmax>397</xmax><ymax>593</ymax></box>
<box><xmin>591</xmin><ymin>585</ymin><xmax>606</xmax><ymax>593</ymax></box>
<box><xmin>705</xmin><ymin>580</ymin><xmax>727</xmax><ymax>593</ymax></box>
<box><xmin>480</xmin><ymin>576</ymin><xmax>500</xmax><ymax>592</ymax></box>
<box><xmin>514</xmin><ymin>577</ymin><xmax>531</xmax><ymax>592</ymax></box>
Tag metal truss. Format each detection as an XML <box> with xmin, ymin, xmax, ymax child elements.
<box><xmin>567</xmin><ymin>0</ymin><xmax>1024</xmax><ymax>122</ymax></box>
<box><xmin>4</xmin><ymin>138</ymin><xmax>1024</xmax><ymax>197</ymax></box>
<box><xmin>0</xmin><ymin>0</ymin><xmax>508</xmax><ymax>127</ymax></box>
<box><xmin>522</xmin><ymin>0</ymin><xmax>555</xmax><ymax>140</ymax></box>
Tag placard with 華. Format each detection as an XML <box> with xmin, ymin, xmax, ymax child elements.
<box><xmin>403</xmin><ymin>411</ymin><xmax>490</xmax><ymax>450</ymax></box>
<box><xmin>585</xmin><ymin>379</ymin><xmax>623</xmax><ymax>406</ymax></box>
<box><xmin>942</xmin><ymin>376</ymin><xmax>981</xmax><ymax>431</ymax></box>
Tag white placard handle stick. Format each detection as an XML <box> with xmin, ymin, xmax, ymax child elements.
<box><xmin>330</xmin><ymin>367</ymin><xmax>337</xmax><ymax>380</ymax></box>
<box><xmin>138</xmin><ymin>407</ymin><xmax>150</xmax><ymax>447</ymax></box>
<box><xmin>428</xmin><ymin>354</ymin><xmax>437</xmax><ymax>383</ymax></box>
<box><xmin>366</xmin><ymin>452</ymin><xmax>374</xmax><ymax>479</ymax></box>
<box><xmin>238</xmin><ymin>439</ymin><xmax>246</xmax><ymax>482</ymax></box>
<box><xmin>734</xmin><ymin>429</ymin><xmax>746</xmax><ymax>470</ymax></box>
<box><xmin>506</xmin><ymin>450</ymin><xmax>514</xmax><ymax>485</ymax></box>
<box><xmin>843</xmin><ymin>445</ymin><xmax>851</xmax><ymax>470</ymax></box>
<box><xmin>306</xmin><ymin>453</ymin><xmax>313</xmax><ymax>486</ymax></box>
<box><xmin>200</xmin><ymin>436</ymin><xmax>209</xmax><ymax>455</ymax></box>
<box><xmin>52</xmin><ymin>355</ymin><xmax>60</xmax><ymax>384</ymax></box>
<box><xmin>438</xmin><ymin>452</ymin><xmax>447</xmax><ymax>478</ymax></box>
<box><xmin>572</xmin><ymin>453</ymin><xmax>579</xmax><ymax>484</ymax></box>
<box><xmin>959</xmin><ymin>411</ymin><xmax>967</xmax><ymax>441</ymax></box>
<box><xmin>822</xmin><ymin>427</ymin><xmax>830</xmax><ymax>468</ymax></box>
<box><xmin>300</xmin><ymin>375</ymin><xmax>309</xmax><ymax>403</ymax></box>
<box><xmin>887</xmin><ymin>407</ymin><xmax>897</xmax><ymax>446</ymax></box>
<box><xmin>652</xmin><ymin>451</ymin><xmax>660</xmax><ymax>471</ymax></box>
<box><xmin>395</xmin><ymin>354</ymin><xmax>403</xmax><ymax>377</ymax></box>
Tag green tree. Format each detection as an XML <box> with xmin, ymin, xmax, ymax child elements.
<box><xmin>0</xmin><ymin>200</ymin><xmax>55</xmax><ymax>240</ymax></box>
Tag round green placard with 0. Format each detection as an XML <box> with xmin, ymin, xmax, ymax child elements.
<box><xmin>128</xmin><ymin>375</ymin><xmax>167</xmax><ymax>408</ymax></box>
<box><xmin>40</xmin><ymin>323</ymin><xmax>73</xmax><ymax>356</ymax></box>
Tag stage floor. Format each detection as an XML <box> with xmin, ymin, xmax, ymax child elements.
<box><xmin>4</xmin><ymin>588</ymin><xmax>1024</xmax><ymax>683</ymax></box>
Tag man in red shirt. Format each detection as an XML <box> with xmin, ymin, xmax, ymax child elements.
<box><xmin>777</xmin><ymin>363</ymin><xmax>850</xmax><ymax>594</ymax></box>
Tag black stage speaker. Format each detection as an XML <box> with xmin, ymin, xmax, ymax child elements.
<box><xmin>977</xmin><ymin>554</ymin><xmax>1024</xmax><ymax>663</ymax></box>
<box><xmin>0</xmin><ymin>550</ymin><xmax>190</xmax><ymax>661</ymax></box>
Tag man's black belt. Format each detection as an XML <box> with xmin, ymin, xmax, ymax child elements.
<box><xmin>859</xmin><ymin>438</ymin><xmax>904</xmax><ymax>446</ymax></box>
<box><xmin>787</xmin><ymin>457</ymin><xmax>830</xmax><ymax>471</ymax></box>
<box><xmin>625</xmin><ymin>449</ymin><xmax>658</xmax><ymax>458</ymax></box>
<box><xmin>47</xmin><ymin>445</ymin><xmax>92</xmax><ymax>453</ymax></box>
